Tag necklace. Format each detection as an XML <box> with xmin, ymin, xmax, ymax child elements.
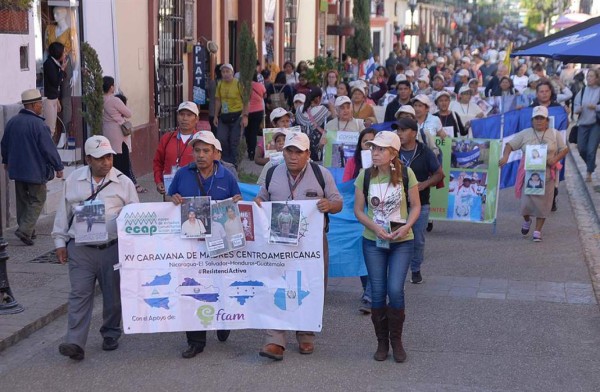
<box><xmin>400</xmin><ymin>148</ymin><xmax>418</xmax><ymax>166</ymax></box>
<box><xmin>533</xmin><ymin>128</ymin><xmax>548</xmax><ymax>144</ymax></box>
<box><xmin>353</xmin><ymin>102</ymin><xmax>364</xmax><ymax>117</ymax></box>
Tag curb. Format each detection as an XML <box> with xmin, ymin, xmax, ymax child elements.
<box><xmin>0</xmin><ymin>304</ymin><xmax>67</xmax><ymax>353</ymax></box>
<box><xmin>565</xmin><ymin>149</ymin><xmax>600</xmax><ymax>309</ymax></box>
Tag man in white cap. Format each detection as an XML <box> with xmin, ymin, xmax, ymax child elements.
<box><xmin>214</xmin><ymin>63</ymin><xmax>249</xmax><ymax>165</ymax></box>
<box><xmin>412</xmin><ymin>94</ymin><xmax>446</xmax><ymax>147</ymax></box>
<box><xmin>255</xmin><ymin>107</ymin><xmax>292</xmax><ymax>166</ymax></box>
<box><xmin>168</xmin><ymin>130</ymin><xmax>242</xmax><ymax>358</ymax></box>
<box><xmin>1</xmin><ymin>88</ymin><xmax>64</xmax><ymax>246</ymax></box>
<box><xmin>384</xmin><ymin>80</ymin><xmax>413</xmax><ymax>122</ymax></box>
<box><xmin>153</xmin><ymin>101</ymin><xmax>199</xmax><ymax>195</ymax></box>
<box><xmin>454</xmin><ymin>69</ymin><xmax>470</xmax><ymax>95</ymax></box>
<box><xmin>255</xmin><ymin>131</ymin><xmax>342</xmax><ymax>361</ymax></box>
<box><xmin>429</xmin><ymin>57</ymin><xmax>445</xmax><ymax>79</ymax></box>
<box><xmin>53</xmin><ymin>135</ymin><xmax>138</xmax><ymax>361</ymax></box>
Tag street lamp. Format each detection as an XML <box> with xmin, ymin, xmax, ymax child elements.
<box><xmin>408</xmin><ymin>0</ymin><xmax>417</xmax><ymax>29</ymax></box>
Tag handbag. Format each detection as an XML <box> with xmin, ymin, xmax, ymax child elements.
<box><xmin>121</xmin><ymin>121</ymin><xmax>132</xmax><ymax>136</ymax></box>
<box><xmin>569</xmin><ymin>125</ymin><xmax>578</xmax><ymax>144</ymax></box>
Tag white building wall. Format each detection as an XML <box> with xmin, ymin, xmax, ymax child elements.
<box><xmin>295</xmin><ymin>0</ymin><xmax>317</xmax><ymax>62</ymax></box>
<box><xmin>0</xmin><ymin>11</ymin><xmax>36</xmax><ymax>104</ymax></box>
<box><xmin>82</xmin><ymin>0</ymin><xmax>117</xmax><ymax>81</ymax></box>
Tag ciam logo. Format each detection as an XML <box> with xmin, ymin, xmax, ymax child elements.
<box><xmin>123</xmin><ymin>212</ymin><xmax>158</xmax><ymax>235</ymax></box>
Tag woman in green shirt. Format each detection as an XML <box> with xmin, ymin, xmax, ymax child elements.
<box><xmin>354</xmin><ymin>131</ymin><xmax>421</xmax><ymax>363</ymax></box>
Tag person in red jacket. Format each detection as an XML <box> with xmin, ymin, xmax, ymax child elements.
<box><xmin>153</xmin><ymin>102</ymin><xmax>199</xmax><ymax>194</ymax></box>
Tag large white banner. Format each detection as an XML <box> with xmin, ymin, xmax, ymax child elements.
<box><xmin>117</xmin><ymin>200</ymin><xmax>324</xmax><ymax>334</ymax></box>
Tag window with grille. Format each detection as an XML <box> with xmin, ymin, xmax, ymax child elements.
<box><xmin>158</xmin><ymin>0</ymin><xmax>184</xmax><ymax>133</ymax></box>
<box><xmin>284</xmin><ymin>0</ymin><xmax>297</xmax><ymax>63</ymax></box>
<box><xmin>0</xmin><ymin>7</ymin><xmax>29</xmax><ymax>34</ymax></box>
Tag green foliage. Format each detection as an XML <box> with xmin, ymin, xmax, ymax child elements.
<box><xmin>304</xmin><ymin>56</ymin><xmax>345</xmax><ymax>86</ymax></box>
<box><xmin>237</xmin><ymin>22</ymin><xmax>257</xmax><ymax>106</ymax></box>
<box><xmin>345</xmin><ymin>0</ymin><xmax>371</xmax><ymax>61</ymax></box>
<box><xmin>0</xmin><ymin>0</ymin><xmax>33</xmax><ymax>10</ymax></box>
<box><xmin>80</xmin><ymin>42</ymin><xmax>104</xmax><ymax>135</ymax></box>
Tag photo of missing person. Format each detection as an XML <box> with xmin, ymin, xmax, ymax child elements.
<box><xmin>74</xmin><ymin>199</ymin><xmax>108</xmax><ymax>244</ymax></box>
<box><xmin>524</xmin><ymin>171</ymin><xmax>545</xmax><ymax>195</ymax></box>
<box><xmin>524</xmin><ymin>145</ymin><xmax>547</xmax><ymax>171</ymax></box>
<box><xmin>180</xmin><ymin>196</ymin><xmax>211</xmax><ymax>239</ymax></box>
<box><xmin>450</xmin><ymin>139</ymin><xmax>491</xmax><ymax>169</ymax></box>
<box><xmin>447</xmin><ymin>170</ymin><xmax>487</xmax><ymax>221</ymax></box>
<box><xmin>238</xmin><ymin>204</ymin><xmax>255</xmax><ymax>241</ymax></box>
<box><xmin>269</xmin><ymin>202</ymin><xmax>301</xmax><ymax>245</ymax></box>
<box><xmin>263</xmin><ymin>126</ymin><xmax>300</xmax><ymax>156</ymax></box>
<box><xmin>207</xmin><ymin>199</ymin><xmax>246</xmax><ymax>257</ymax></box>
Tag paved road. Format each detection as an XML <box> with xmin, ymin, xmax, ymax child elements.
<box><xmin>1</xmin><ymin>180</ymin><xmax>599</xmax><ymax>391</ymax></box>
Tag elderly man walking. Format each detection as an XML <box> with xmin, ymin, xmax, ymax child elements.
<box><xmin>1</xmin><ymin>89</ymin><xmax>64</xmax><ymax>245</ymax></box>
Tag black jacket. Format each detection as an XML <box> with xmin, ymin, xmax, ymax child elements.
<box><xmin>43</xmin><ymin>57</ymin><xmax>65</xmax><ymax>100</ymax></box>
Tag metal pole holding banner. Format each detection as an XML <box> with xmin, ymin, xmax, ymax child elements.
<box><xmin>0</xmin><ymin>238</ymin><xmax>24</xmax><ymax>315</ymax></box>
<box><xmin>493</xmin><ymin>107</ymin><xmax>506</xmax><ymax>235</ymax></box>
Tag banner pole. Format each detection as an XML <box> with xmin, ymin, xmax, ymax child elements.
<box><xmin>493</xmin><ymin>111</ymin><xmax>506</xmax><ymax>234</ymax></box>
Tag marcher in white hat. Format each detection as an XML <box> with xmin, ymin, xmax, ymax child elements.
<box><xmin>499</xmin><ymin>105</ymin><xmax>569</xmax><ymax>242</ymax></box>
<box><xmin>354</xmin><ymin>129</ymin><xmax>421</xmax><ymax>363</ymax></box>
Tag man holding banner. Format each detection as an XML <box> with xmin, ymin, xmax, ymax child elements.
<box><xmin>168</xmin><ymin>130</ymin><xmax>242</xmax><ymax>358</ymax></box>
<box><xmin>396</xmin><ymin>118</ymin><xmax>444</xmax><ymax>284</ymax></box>
<box><xmin>255</xmin><ymin>132</ymin><xmax>342</xmax><ymax>360</ymax></box>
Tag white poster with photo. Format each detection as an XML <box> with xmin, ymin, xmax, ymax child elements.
<box><xmin>207</xmin><ymin>199</ymin><xmax>246</xmax><ymax>257</ymax></box>
<box><xmin>117</xmin><ymin>200</ymin><xmax>324</xmax><ymax>333</ymax></box>
<box><xmin>524</xmin><ymin>144</ymin><xmax>547</xmax><ymax>171</ymax></box>
<box><xmin>74</xmin><ymin>200</ymin><xmax>108</xmax><ymax>244</ymax></box>
<box><xmin>180</xmin><ymin>197</ymin><xmax>211</xmax><ymax>238</ymax></box>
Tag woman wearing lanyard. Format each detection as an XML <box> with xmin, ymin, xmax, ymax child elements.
<box><xmin>498</xmin><ymin>106</ymin><xmax>568</xmax><ymax>242</ymax></box>
<box><xmin>354</xmin><ymin>131</ymin><xmax>421</xmax><ymax>363</ymax></box>
<box><xmin>152</xmin><ymin>102</ymin><xmax>198</xmax><ymax>195</ymax></box>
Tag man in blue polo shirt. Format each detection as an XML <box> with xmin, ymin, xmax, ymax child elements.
<box><xmin>168</xmin><ymin>130</ymin><xmax>242</xmax><ymax>358</ymax></box>
<box><xmin>395</xmin><ymin>118</ymin><xmax>444</xmax><ymax>284</ymax></box>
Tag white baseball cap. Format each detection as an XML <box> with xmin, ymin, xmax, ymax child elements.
<box><xmin>293</xmin><ymin>93</ymin><xmax>306</xmax><ymax>103</ymax></box>
<box><xmin>394</xmin><ymin>105</ymin><xmax>416</xmax><ymax>119</ymax></box>
<box><xmin>405</xmin><ymin>70</ymin><xmax>415</xmax><ymax>77</ymax></box>
<box><xmin>436</xmin><ymin>56</ymin><xmax>445</xmax><ymax>63</ymax></box>
<box><xmin>283</xmin><ymin>132</ymin><xmax>310</xmax><ymax>151</ymax></box>
<box><xmin>461</xmin><ymin>56</ymin><xmax>471</xmax><ymax>63</ymax></box>
<box><xmin>335</xmin><ymin>95</ymin><xmax>352</xmax><ymax>107</ymax></box>
<box><xmin>351</xmin><ymin>85</ymin><xmax>366</xmax><ymax>96</ymax></box>
<box><xmin>221</xmin><ymin>63</ymin><xmax>234</xmax><ymax>72</ymax></box>
<box><xmin>468</xmin><ymin>78</ymin><xmax>479</xmax><ymax>86</ymax></box>
<box><xmin>435</xmin><ymin>91</ymin><xmax>452</xmax><ymax>102</ymax></box>
<box><xmin>395</xmin><ymin>73</ymin><xmax>407</xmax><ymax>82</ymax></box>
<box><xmin>191</xmin><ymin>131</ymin><xmax>220</xmax><ymax>149</ymax></box>
<box><xmin>528</xmin><ymin>74</ymin><xmax>541</xmax><ymax>85</ymax></box>
<box><xmin>458</xmin><ymin>86</ymin><xmax>471</xmax><ymax>95</ymax></box>
<box><xmin>458</xmin><ymin>69</ymin><xmax>470</xmax><ymax>77</ymax></box>
<box><xmin>433</xmin><ymin>73</ymin><xmax>445</xmax><ymax>82</ymax></box>
<box><xmin>269</xmin><ymin>107</ymin><xmax>292</xmax><ymax>123</ymax></box>
<box><xmin>177</xmin><ymin>101</ymin><xmax>199</xmax><ymax>116</ymax></box>
<box><xmin>531</xmin><ymin>106</ymin><xmax>549</xmax><ymax>118</ymax></box>
<box><xmin>85</xmin><ymin>135</ymin><xmax>116</xmax><ymax>158</ymax></box>
<box><xmin>365</xmin><ymin>131</ymin><xmax>401</xmax><ymax>152</ymax></box>
<box><xmin>412</xmin><ymin>94</ymin><xmax>432</xmax><ymax>107</ymax></box>
<box><xmin>213</xmin><ymin>139</ymin><xmax>222</xmax><ymax>152</ymax></box>
<box><xmin>417</xmin><ymin>75</ymin><xmax>430</xmax><ymax>84</ymax></box>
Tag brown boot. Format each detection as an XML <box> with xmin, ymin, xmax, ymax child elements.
<box><xmin>387</xmin><ymin>308</ymin><xmax>407</xmax><ymax>363</ymax></box>
<box><xmin>370</xmin><ymin>307</ymin><xmax>389</xmax><ymax>361</ymax></box>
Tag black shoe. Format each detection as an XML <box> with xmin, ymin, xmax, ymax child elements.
<box><xmin>426</xmin><ymin>221</ymin><xmax>433</xmax><ymax>232</ymax></box>
<box><xmin>217</xmin><ymin>329</ymin><xmax>231</xmax><ymax>342</ymax></box>
<box><xmin>102</xmin><ymin>337</ymin><xmax>119</xmax><ymax>351</ymax></box>
<box><xmin>182</xmin><ymin>344</ymin><xmax>204</xmax><ymax>358</ymax></box>
<box><xmin>410</xmin><ymin>271</ymin><xmax>423</xmax><ymax>284</ymax></box>
<box><xmin>59</xmin><ymin>343</ymin><xmax>85</xmax><ymax>361</ymax></box>
<box><xmin>15</xmin><ymin>230</ymin><xmax>34</xmax><ymax>246</ymax></box>
<box><xmin>31</xmin><ymin>230</ymin><xmax>37</xmax><ymax>240</ymax></box>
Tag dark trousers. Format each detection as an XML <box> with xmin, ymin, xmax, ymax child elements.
<box><xmin>15</xmin><ymin>181</ymin><xmax>46</xmax><ymax>236</ymax></box>
<box><xmin>216</xmin><ymin>115</ymin><xmax>242</xmax><ymax>165</ymax></box>
<box><xmin>186</xmin><ymin>330</ymin><xmax>207</xmax><ymax>347</ymax></box>
<box><xmin>244</xmin><ymin>111</ymin><xmax>264</xmax><ymax>157</ymax></box>
<box><xmin>113</xmin><ymin>142</ymin><xmax>137</xmax><ymax>184</ymax></box>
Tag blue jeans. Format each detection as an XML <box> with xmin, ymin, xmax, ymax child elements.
<box><xmin>410</xmin><ymin>204</ymin><xmax>430</xmax><ymax>273</ymax></box>
<box><xmin>577</xmin><ymin>122</ymin><xmax>600</xmax><ymax>174</ymax></box>
<box><xmin>363</xmin><ymin>238</ymin><xmax>414</xmax><ymax>309</ymax></box>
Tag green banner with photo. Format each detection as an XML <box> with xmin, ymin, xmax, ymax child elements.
<box><xmin>429</xmin><ymin>137</ymin><xmax>501</xmax><ymax>224</ymax></box>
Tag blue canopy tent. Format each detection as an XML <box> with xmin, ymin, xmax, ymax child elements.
<box><xmin>511</xmin><ymin>16</ymin><xmax>600</xmax><ymax>64</ymax></box>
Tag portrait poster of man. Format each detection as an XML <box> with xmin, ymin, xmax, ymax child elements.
<box><xmin>207</xmin><ymin>199</ymin><xmax>246</xmax><ymax>257</ymax></box>
<box><xmin>180</xmin><ymin>196</ymin><xmax>211</xmax><ymax>239</ymax></box>
<box><xmin>269</xmin><ymin>202</ymin><xmax>301</xmax><ymax>245</ymax></box>
<box><xmin>74</xmin><ymin>200</ymin><xmax>108</xmax><ymax>244</ymax></box>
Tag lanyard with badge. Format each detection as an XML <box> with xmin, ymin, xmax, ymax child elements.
<box><xmin>286</xmin><ymin>165</ymin><xmax>308</xmax><ymax>200</ymax></box>
<box><xmin>164</xmin><ymin>131</ymin><xmax>192</xmax><ymax>192</ymax></box>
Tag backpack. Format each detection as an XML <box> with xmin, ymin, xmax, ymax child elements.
<box><xmin>268</xmin><ymin>84</ymin><xmax>289</xmax><ymax>111</ymax></box>
<box><xmin>362</xmin><ymin>166</ymin><xmax>410</xmax><ymax>209</ymax></box>
<box><xmin>265</xmin><ymin>161</ymin><xmax>329</xmax><ymax>232</ymax></box>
